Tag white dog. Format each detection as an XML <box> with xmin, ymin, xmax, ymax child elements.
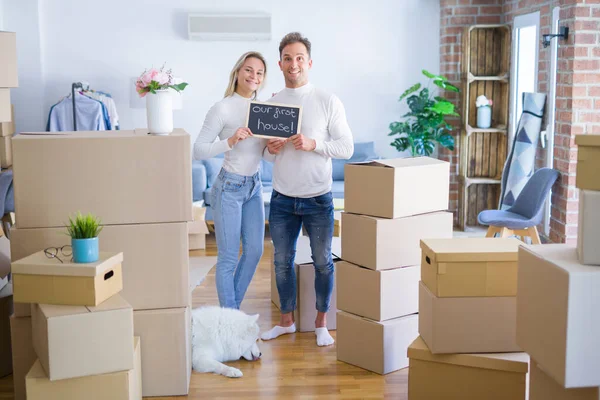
<box><xmin>191</xmin><ymin>306</ymin><xmax>262</xmax><ymax>378</ymax></box>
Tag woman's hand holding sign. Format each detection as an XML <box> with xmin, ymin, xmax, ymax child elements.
<box><xmin>267</xmin><ymin>138</ymin><xmax>286</xmax><ymax>154</ymax></box>
<box><xmin>228</xmin><ymin>127</ymin><xmax>253</xmax><ymax>147</ymax></box>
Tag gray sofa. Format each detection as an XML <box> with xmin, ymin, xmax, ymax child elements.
<box><xmin>192</xmin><ymin>141</ymin><xmax>379</xmax><ymax>221</ymax></box>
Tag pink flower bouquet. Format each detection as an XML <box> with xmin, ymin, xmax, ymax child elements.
<box><xmin>135</xmin><ymin>65</ymin><xmax>188</xmax><ymax>97</ymax></box>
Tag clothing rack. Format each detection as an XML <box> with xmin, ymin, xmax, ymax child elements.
<box><xmin>71</xmin><ymin>81</ymin><xmax>88</xmax><ymax>131</ymax></box>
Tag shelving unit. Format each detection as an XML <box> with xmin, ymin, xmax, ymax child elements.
<box><xmin>458</xmin><ymin>24</ymin><xmax>511</xmax><ymax>230</ymax></box>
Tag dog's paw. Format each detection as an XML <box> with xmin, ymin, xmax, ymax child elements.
<box><xmin>224</xmin><ymin>367</ymin><xmax>243</xmax><ymax>378</ymax></box>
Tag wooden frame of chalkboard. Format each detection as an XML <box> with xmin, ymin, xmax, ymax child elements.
<box><xmin>245</xmin><ymin>100</ymin><xmax>303</xmax><ymax>139</ymax></box>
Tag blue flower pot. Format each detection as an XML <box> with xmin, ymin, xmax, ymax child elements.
<box><xmin>72</xmin><ymin>237</ymin><xmax>99</xmax><ymax>263</ymax></box>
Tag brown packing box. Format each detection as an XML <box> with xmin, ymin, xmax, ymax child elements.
<box><xmin>134</xmin><ymin>307</ymin><xmax>191</xmax><ymax>397</ymax></box>
<box><xmin>530</xmin><ymin>358</ymin><xmax>599</xmax><ymax>400</ymax></box>
<box><xmin>336</xmin><ymin>261</ymin><xmax>419</xmax><ymax>321</ymax></box>
<box><xmin>0</xmin><ymin>234</ymin><xmax>9</xmax><ymax>279</ymax></box>
<box><xmin>0</xmin><ymin>284</ymin><xmax>13</xmax><ymax>378</ymax></box>
<box><xmin>10</xmin><ymin>315</ymin><xmax>36</xmax><ymax>400</ymax></box>
<box><xmin>32</xmin><ymin>294</ymin><xmax>134</xmax><ymax>381</ymax></box>
<box><xmin>189</xmin><ymin>233</ymin><xmax>206</xmax><ymax>250</ymax></box>
<box><xmin>0</xmin><ymin>89</ymin><xmax>10</xmax><ymax>122</ymax></box>
<box><xmin>336</xmin><ymin>311</ymin><xmax>418</xmax><ymax>375</ymax></box>
<box><xmin>12</xmin><ymin>251</ymin><xmax>123</xmax><ymax>306</ymax></box>
<box><xmin>0</xmin><ymin>32</ymin><xmax>18</xmax><ymax>88</ymax></box>
<box><xmin>344</xmin><ymin>157</ymin><xmax>449</xmax><ymax>219</ymax></box>
<box><xmin>26</xmin><ymin>336</ymin><xmax>142</xmax><ymax>400</ymax></box>
<box><xmin>12</xmin><ymin>129</ymin><xmax>192</xmax><ymax>229</ymax></box>
<box><xmin>577</xmin><ymin>190</ymin><xmax>600</xmax><ymax>265</ymax></box>
<box><xmin>0</xmin><ymin>105</ymin><xmax>15</xmax><ymax>136</ymax></box>
<box><xmin>342</xmin><ymin>211</ymin><xmax>452</xmax><ymax>270</ymax></box>
<box><xmin>0</xmin><ymin>135</ymin><xmax>11</xmax><ymax>167</ymax></box>
<box><xmin>10</xmin><ymin>222</ymin><xmax>190</xmax><ymax>310</ymax></box>
<box><xmin>419</xmin><ymin>282</ymin><xmax>520</xmax><ymax>354</ymax></box>
<box><xmin>420</xmin><ymin>237</ymin><xmax>521</xmax><ymax>297</ymax></box>
<box><xmin>13</xmin><ymin>303</ymin><xmax>31</xmax><ymax>317</ymax></box>
<box><xmin>575</xmin><ymin>134</ymin><xmax>600</xmax><ymax>191</ymax></box>
<box><xmin>517</xmin><ymin>244</ymin><xmax>600</xmax><ymax>388</ymax></box>
<box><xmin>407</xmin><ymin>336</ymin><xmax>529</xmax><ymax>400</ymax></box>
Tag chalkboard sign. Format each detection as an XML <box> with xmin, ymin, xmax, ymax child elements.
<box><xmin>245</xmin><ymin>101</ymin><xmax>302</xmax><ymax>139</ymax></box>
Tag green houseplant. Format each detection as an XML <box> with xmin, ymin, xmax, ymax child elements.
<box><xmin>388</xmin><ymin>70</ymin><xmax>460</xmax><ymax>156</ymax></box>
<box><xmin>66</xmin><ymin>212</ymin><xmax>103</xmax><ymax>263</ymax></box>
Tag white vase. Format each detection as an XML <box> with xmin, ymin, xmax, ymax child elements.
<box><xmin>146</xmin><ymin>89</ymin><xmax>173</xmax><ymax>135</ymax></box>
<box><xmin>477</xmin><ymin>106</ymin><xmax>492</xmax><ymax>129</ymax></box>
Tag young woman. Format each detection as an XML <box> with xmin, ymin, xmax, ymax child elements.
<box><xmin>194</xmin><ymin>52</ymin><xmax>268</xmax><ymax>309</ymax></box>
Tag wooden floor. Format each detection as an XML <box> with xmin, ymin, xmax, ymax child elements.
<box><xmin>0</xmin><ymin>233</ymin><xmax>408</xmax><ymax>399</ymax></box>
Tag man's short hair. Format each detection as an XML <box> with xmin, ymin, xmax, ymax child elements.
<box><xmin>278</xmin><ymin>32</ymin><xmax>312</xmax><ymax>59</ymax></box>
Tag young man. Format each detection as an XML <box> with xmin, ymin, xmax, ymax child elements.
<box><xmin>260</xmin><ymin>32</ymin><xmax>354</xmax><ymax>346</ymax></box>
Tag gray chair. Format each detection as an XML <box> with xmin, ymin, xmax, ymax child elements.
<box><xmin>478</xmin><ymin>168</ymin><xmax>559</xmax><ymax>244</ymax></box>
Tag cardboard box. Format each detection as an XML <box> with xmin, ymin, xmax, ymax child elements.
<box><xmin>26</xmin><ymin>336</ymin><xmax>142</xmax><ymax>400</ymax></box>
<box><xmin>10</xmin><ymin>315</ymin><xmax>36</xmax><ymax>400</ymax></box>
<box><xmin>10</xmin><ymin>222</ymin><xmax>190</xmax><ymax>310</ymax></box>
<box><xmin>419</xmin><ymin>281</ymin><xmax>520</xmax><ymax>354</ymax></box>
<box><xmin>0</xmin><ymin>135</ymin><xmax>11</xmax><ymax>167</ymax></box>
<box><xmin>342</xmin><ymin>211</ymin><xmax>452</xmax><ymax>270</ymax></box>
<box><xmin>0</xmin><ymin>105</ymin><xmax>15</xmax><ymax>136</ymax></box>
<box><xmin>407</xmin><ymin>336</ymin><xmax>529</xmax><ymax>400</ymax></box>
<box><xmin>344</xmin><ymin>157</ymin><xmax>449</xmax><ymax>219</ymax></box>
<box><xmin>12</xmin><ymin>251</ymin><xmax>123</xmax><ymax>306</ymax></box>
<box><xmin>530</xmin><ymin>358</ymin><xmax>599</xmax><ymax>400</ymax></box>
<box><xmin>32</xmin><ymin>294</ymin><xmax>134</xmax><ymax>381</ymax></box>
<box><xmin>336</xmin><ymin>261</ymin><xmax>419</xmax><ymax>321</ymax></box>
<box><xmin>189</xmin><ymin>232</ymin><xmax>207</xmax><ymax>250</ymax></box>
<box><xmin>575</xmin><ymin>134</ymin><xmax>600</xmax><ymax>191</ymax></box>
<box><xmin>517</xmin><ymin>244</ymin><xmax>600</xmax><ymax>388</ymax></box>
<box><xmin>134</xmin><ymin>307</ymin><xmax>191</xmax><ymax>397</ymax></box>
<box><xmin>420</xmin><ymin>237</ymin><xmax>521</xmax><ymax>297</ymax></box>
<box><xmin>0</xmin><ymin>89</ymin><xmax>10</xmax><ymax>123</ymax></box>
<box><xmin>0</xmin><ymin>283</ymin><xmax>13</xmax><ymax>378</ymax></box>
<box><xmin>336</xmin><ymin>311</ymin><xmax>418</xmax><ymax>375</ymax></box>
<box><xmin>12</xmin><ymin>129</ymin><xmax>192</xmax><ymax>229</ymax></box>
<box><xmin>0</xmin><ymin>235</ymin><xmax>9</xmax><ymax>279</ymax></box>
<box><xmin>188</xmin><ymin>219</ymin><xmax>209</xmax><ymax>235</ymax></box>
<box><xmin>0</xmin><ymin>32</ymin><xmax>18</xmax><ymax>88</ymax></box>
<box><xmin>577</xmin><ymin>190</ymin><xmax>600</xmax><ymax>265</ymax></box>
<box><xmin>13</xmin><ymin>302</ymin><xmax>31</xmax><ymax>317</ymax></box>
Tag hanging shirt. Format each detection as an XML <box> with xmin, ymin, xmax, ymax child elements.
<box><xmin>47</xmin><ymin>93</ymin><xmax>108</xmax><ymax>131</ymax></box>
<box><xmin>84</xmin><ymin>90</ymin><xmax>119</xmax><ymax>130</ymax></box>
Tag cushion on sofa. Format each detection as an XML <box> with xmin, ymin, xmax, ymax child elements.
<box><xmin>203</xmin><ymin>154</ymin><xmax>224</xmax><ymax>188</ymax></box>
<box><xmin>331</xmin><ymin>141</ymin><xmax>378</xmax><ymax>180</ymax></box>
<box><xmin>191</xmin><ymin>161</ymin><xmax>207</xmax><ymax>202</ymax></box>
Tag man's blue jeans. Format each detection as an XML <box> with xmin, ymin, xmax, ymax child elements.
<box><xmin>212</xmin><ymin>168</ymin><xmax>264</xmax><ymax>309</ymax></box>
<box><xmin>269</xmin><ymin>189</ymin><xmax>334</xmax><ymax>315</ymax></box>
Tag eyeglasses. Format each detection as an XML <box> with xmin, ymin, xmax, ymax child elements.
<box><xmin>44</xmin><ymin>245</ymin><xmax>73</xmax><ymax>263</ymax></box>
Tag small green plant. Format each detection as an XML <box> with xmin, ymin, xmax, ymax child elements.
<box><xmin>65</xmin><ymin>212</ymin><xmax>103</xmax><ymax>239</ymax></box>
<box><xmin>388</xmin><ymin>69</ymin><xmax>460</xmax><ymax>157</ymax></box>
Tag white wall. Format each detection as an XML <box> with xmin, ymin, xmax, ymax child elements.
<box><xmin>12</xmin><ymin>0</ymin><xmax>439</xmax><ymax>159</ymax></box>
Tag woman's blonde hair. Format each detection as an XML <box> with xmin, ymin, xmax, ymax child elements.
<box><xmin>224</xmin><ymin>51</ymin><xmax>267</xmax><ymax>99</ymax></box>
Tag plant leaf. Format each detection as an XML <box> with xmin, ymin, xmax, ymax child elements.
<box><xmin>428</xmin><ymin>101</ymin><xmax>456</xmax><ymax>115</ymax></box>
<box><xmin>399</xmin><ymin>83</ymin><xmax>421</xmax><ymax>102</ymax></box>
<box><xmin>422</xmin><ymin>70</ymin><xmax>436</xmax><ymax>79</ymax></box>
<box><xmin>438</xmin><ymin>133</ymin><xmax>455</xmax><ymax>150</ymax></box>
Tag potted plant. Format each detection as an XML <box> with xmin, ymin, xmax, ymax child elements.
<box><xmin>135</xmin><ymin>64</ymin><xmax>188</xmax><ymax>135</ymax></box>
<box><xmin>388</xmin><ymin>70</ymin><xmax>460</xmax><ymax>157</ymax></box>
<box><xmin>66</xmin><ymin>212</ymin><xmax>103</xmax><ymax>263</ymax></box>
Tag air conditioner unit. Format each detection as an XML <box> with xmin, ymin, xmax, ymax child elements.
<box><xmin>188</xmin><ymin>12</ymin><xmax>271</xmax><ymax>41</ymax></box>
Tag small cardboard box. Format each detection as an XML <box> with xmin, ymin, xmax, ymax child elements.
<box><xmin>407</xmin><ymin>336</ymin><xmax>529</xmax><ymax>400</ymax></box>
<box><xmin>530</xmin><ymin>358</ymin><xmax>599</xmax><ymax>400</ymax></box>
<box><xmin>0</xmin><ymin>89</ymin><xmax>9</xmax><ymax>123</ymax></box>
<box><xmin>10</xmin><ymin>222</ymin><xmax>190</xmax><ymax>310</ymax></box>
<box><xmin>134</xmin><ymin>307</ymin><xmax>191</xmax><ymax>397</ymax></box>
<box><xmin>419</xmin><ymin>281</ymin><xmax>520</xmax><ymax>354</ymax></box>
<box><xmin>10</xmin><ymin>315</ymin><xmax>36</xmax><ymax>400</ymax></box>
<box><xmin>517</xmin><ymin>244</ymin><xmax>600</xmax><ymax>388</ymax></box>
<box><xmin>12</xmin><ymin>251</ymin><xmax>123</xmax><ymax>306</ymax></box>
<box><xmin>420</xmin><ymin>237</ymin><xmax>521</xmax><ymax>297</ymax></box>
<box><xmin>189</xmin><ymin>233</ymin><xmax>207</xmax><ymax>250</ymax></box>
<box><xmin>0</xmin><ymin>135</ymin><xmax>11</xmax><ymax>168</ymax></box>
<box><xmin>0</xmin><ymin>32</ymin><xmax>18</xmax><ymax>88</ymax></box>
<box><xmin>577</xmin><ymin>189</ymin><xmax>600</xmax><ymax>265</ymax></box>
<box><xmin>575</xmin><ymin>134</ymin><xmax>600</xmax><ymax>191</ymax></box>
<box><xmin>344</xmin><ymin>157</ymin><xmax>449</xmax><ymax>219</ymax></box>
<box><xmin>13</xmin><ymin>302</ymin><xmax>31</xmax><ymax>317</ymax></box>
<box><xmin>341</xmin><ymin>211</ymin><xmax>452</xmax><ymax>270</ymax></box>
<box><xmin>32</xmin><ymin>294</ymin><xmax>134</xmax><ymax>381</ymax></box>
<box><xmin>336</xmin><ymin>311</ymin><xmax>418</xmax><ymax>375</ymax></box>
<box><xmin>0</xmin><ymin>284</ymin><xmax>13</xmax><ymax>378</ymax></box>
<box><xmin>336</xmin><ymin>261</ymin><xmax>419</xmax><ymax>321</ymax></box>
<box><xmin>0</xmin><ymin>104</ymin><xmax>15</xmax><ymax>136</ymax></box>
<box><xmin>12</xmin><ymin>129</ymin><xmax>192</xmax><ymax>229</ymax></box>
<box><xmin>26</xmin><ymin>336</ymin><xmax>142</xmax><ymax>400</ymax></box>
<box><xmin>0</xmin><ymin>235</ymin><xmax>9</xmax><ymax>279</ymax></box>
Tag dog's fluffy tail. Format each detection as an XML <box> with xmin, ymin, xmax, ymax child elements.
<box><xmin>193</xmin><ymin>356</ymin><xmax>243</xmax><ymax>378</ymax></box>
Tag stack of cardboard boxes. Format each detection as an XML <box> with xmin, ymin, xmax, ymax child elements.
<box><xmin>8</xmin><ymin>128</ymin><xmax>193</xmax><ymax>398</ymax></box>
<box><xmin>335</xmin><ymin>157</ymin><xmax>453</xmax><ymax>375</ymax></box>
<box><xmin>0</xmin><ymin>31</ymin><xmax>17</xmax><ymax>169</ymax></box>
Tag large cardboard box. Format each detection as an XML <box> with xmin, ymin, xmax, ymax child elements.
<box><xmin>577</xmin><ymin>190</ymin><xmax>600</xmax><ymax>265</ymax></box>
<box><xmin>530</xmin><ymin>358</ymin><xmax>599</xmax><ymax>400</ymax></box>
<box><xmin>336</xmin><ymin>311</ymin><xmax>418</xmax><ymax>375</ymax></box>
<box><xmin>12</xmin><ymin>129</ymin><xmax>192</xmax><ymax>229</ymax></box>
<box><xmin>12</xmin><ymin>251</ymin><xmax>123</xmax><ymax>306</ymax></box>
<box><xmin>575</xmin><ymin>134</ymin><xmax>600</xmax><ymax>191</ymax></box>
<box><xmin>10</xmin><ymin>222</ymin><xmax>190</xmax><ymax>310</ymax></box>
<box><xmin>0</xmin><ymin>283</ymin><xmax>13</xmax><ymax>378</ymax></box>
<box><xmin>517</xmin><ymin>244</ymin><xmax>600</xmax><ymax>388</ymax></box>
<box><xmin>0</xmin><ymin>135</ymin><xmax>11</xmax><ymax>167</ymax></box>
<box><xmin>407</xmin><ymin>336</ymin><xmax>529</xmax><ymax>400</ymax></box>
<box><xmin>26</xmin><ymin>336</ymin><xmax>142</xmax><ymax>400</ymax></box>
<box><xmin>0</xmin><ymin>105</ymin><xmax>15</xmax><ymax>136</ymax></box>
<box><xmin>336</xmin><ymin>261</ymin><xmax>419</xmax><ymax>321</ymax></box>
<box><xmin>32</xmin><ymin>294</ymin><xmax>134</xmax><ymax>381</ymax></box>
<box><xmin>419</xmin><ymin>281</ymin><xmax>520</xmax><ymax>354</ymax></box>
<box><xmin>134</xmin><ymin>307</ymin><xmax>191</xmax><ymax>397</ymax></box>
<box><xmin>13</xmin><ymin>303</ymin><xmax>31</xmax><ymax>317</ymax></box>
<box><xmin>0</xmin><ymin>89</ymin><xmax>10</xmax><ymax>123</ymax></box>
<box><xmin>341</xmin><ymin>211</ymin><xmax>452</xmax><ymax>270</ymax></box>
<box><xmin>344</xmin><ymin>157</ymin><xmax>449</xmax><ymax>219</ymax></box>
<box><xmin>0</xmin><ymin>32</ymin><xmax>18</xmax><ymax>88</ymax></box>
<box><xmin>420</xmin><ymin>237</ymin><xmax>521</xmax><ymax>297</ymax></box>
<box><xmin>10</xmin><ymin>315</ymin><xmax>36</xmax><ymax>400</ymax></box>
